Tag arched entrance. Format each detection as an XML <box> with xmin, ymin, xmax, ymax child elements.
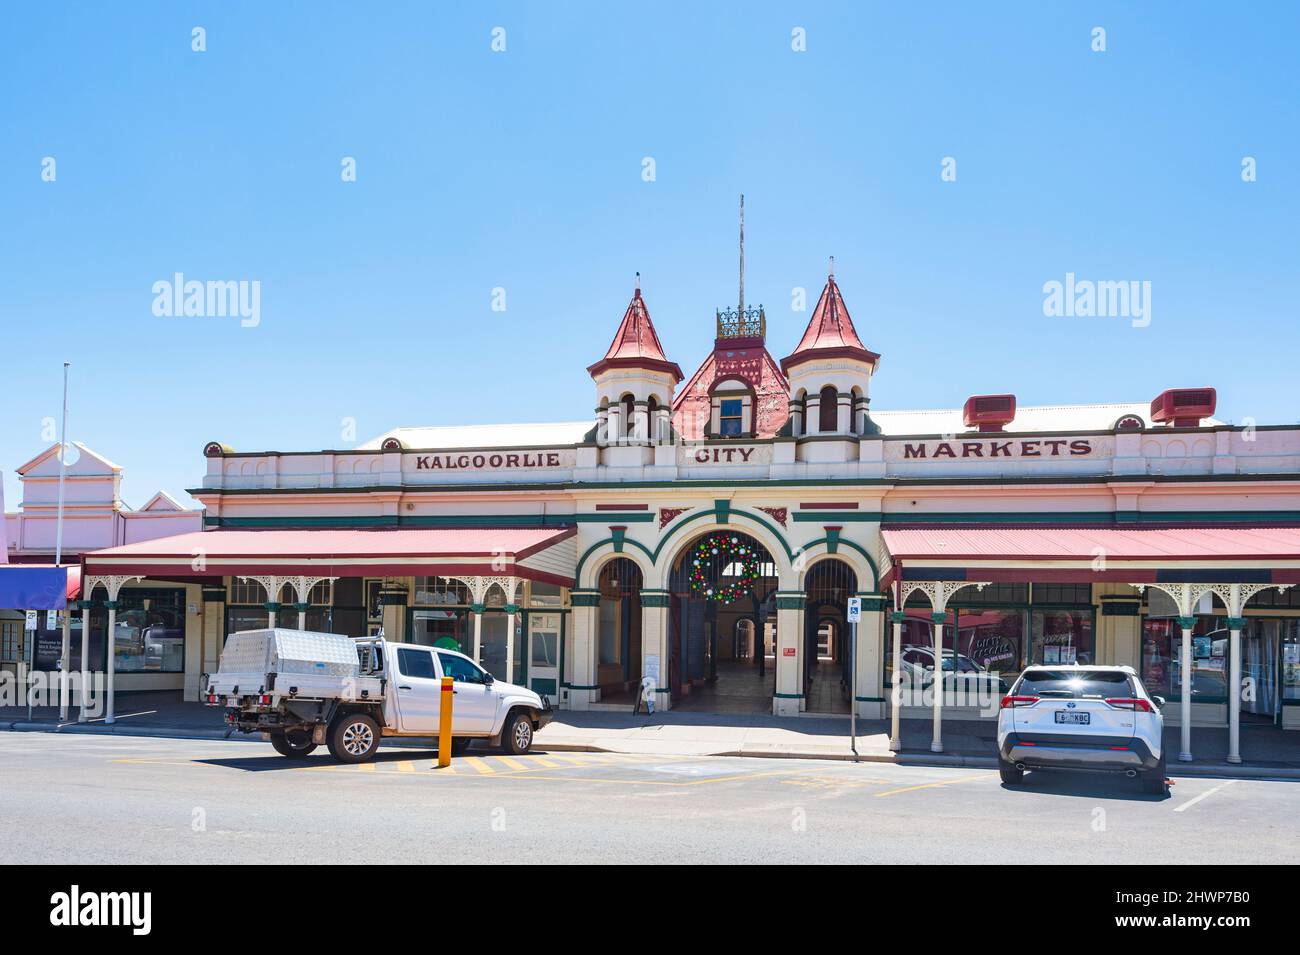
<box><xmin>592</xmin><ymin>557</ymin><xmax>644</xmax><ymax>706</ymax></box>
<box><xmin>804</xmin><ymin>558</ymin><xmax>857</xmax><ymax>714</ymax></box>
<box><xmin>668</xmin><ymin>530</ymin><xmax>779</xmax><ymax>713</ymax></box>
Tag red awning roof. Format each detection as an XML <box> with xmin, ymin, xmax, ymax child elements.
<box><xmin>83</xmin><ymin>527</ymin><xmax>577</xmax><ymax>585</ymax></box>
<box><xmin>882</xmin><ymin>526</ymin><xmax>1300</xmax><ymax>562</ymax></box>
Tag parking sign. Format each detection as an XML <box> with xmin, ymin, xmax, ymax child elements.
<box><xmin>846</xmin><ymin>597</ymin><xmax>861</xmax><ymax>622</ymax></box>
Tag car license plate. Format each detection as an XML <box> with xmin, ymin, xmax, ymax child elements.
<box><xmin>1055</xmin><ymin>711</ymin><xmax>1090</xmax><ymax>725</ymax></box>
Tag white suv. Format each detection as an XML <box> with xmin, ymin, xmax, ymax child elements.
<box><xmin>996</xmin><ymin>664</ymin><xmax>1167</xmax><ymax>794</ymax></box>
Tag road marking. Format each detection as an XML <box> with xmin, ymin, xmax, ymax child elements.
<box><xmin>495</xmin><ymin>755</ymin><xmax>528</xmax><ymax>772</ymax></box>
<box><xmin>529</xmin><ymin>756</ymin><xmax>561</xmax><ymax>768</ymax></box>
<box><xmin>1174</xmin><ymin>779</ymin><xmax>1238</xmax><ymax>813</ymax></box>
<box><xmin>873</xmin><ymin>774</ymin><xmax>991</xmax><ymax>798</ymax></box>
<box><xmin>465</xmin><ymin>757</ymin><xmax>496</xmax><ymax>775</ymax></box>
<box><xmin>395</xmin><ymin>760</ymin><xmax>416</xmax><ymax>773</ymax></box>
<box><xmin>81</xmin><ymin>710</ymin><xmax>158</xmax><ymax>724</ymax></box>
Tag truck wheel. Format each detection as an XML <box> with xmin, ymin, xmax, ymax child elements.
<box><xmin>328</xmin><ymin>712</ymin><xmax>381</xmax><ymax>763</ymax></box>
<box><xmin>998</xmin><ymin>758</ymin><xmax>1023</xmax><ymax>785</ymax></box>
<box><xmin>270</xmin><ymin>730</ymin><xmax>317</xmax><ymax>758</ymax></box>
<box><xmin>500</xmin><ymin>711</ymin><xmax>534</xmax><ymax>755</ymax></box>
<box><xmin>450</xmin><ymin>738</ymin><xmax>472</xmax><ymax>756</ymax></box>
<box><xmin>1140</xmin><ymin>754</ymin><xmax>1168</xmax><ymax>795</ymax></box>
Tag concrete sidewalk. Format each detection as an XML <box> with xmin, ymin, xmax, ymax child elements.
<box><xmin>5</xmin><ymin>693</ymin><xmax>1299</xmax><ymax>779</ymax></box>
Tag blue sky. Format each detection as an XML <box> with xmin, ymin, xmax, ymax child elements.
<box><xmin>2</xmin><ymin>1</ymin><xmax>1296</xmax><ymax>509</ymax></box>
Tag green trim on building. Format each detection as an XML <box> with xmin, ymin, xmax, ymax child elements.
<box><xmin>570</xmin><ymin>592</ymin><xmax>601</xmax><ymax>607</ymax></box>
<box><xmin>1226</xmin><ymin>616</ymin><xmax>1248</xmax><ymax>629</ymax></box>
<box><xmin>1176</xmin><ymin>616</ymin><xmax>1198</xmax><ymax>629</ymax></box>
<box><xmin>776</xmin><ymin>594</ymin><xmax>806</xmax><ymax>610</ymax></box>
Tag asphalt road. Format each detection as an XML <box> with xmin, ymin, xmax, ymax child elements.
<box><xmin>2</xmin><ymin>733</ymin><xmax>1296</xmax><ymax>864</ymax></box>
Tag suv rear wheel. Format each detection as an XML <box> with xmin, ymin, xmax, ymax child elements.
<box><xmin>1140</xmin><ymin>754</ymin><xmax>1168</xmax><ymax>795</ymax></box>
<box><xmin>998</xmin><ymin>758</ymin><xmax>1023</xmax><ymax>785</ymax></box>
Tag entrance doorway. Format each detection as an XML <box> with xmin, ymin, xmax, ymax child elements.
<box><xmin>668</xmin><ymin>531</ymin><xmax>778</xmax><ymax>713</ymax></box>
<box><xmin>803</xmin><ymin>559</ymin><xmax>857</xmax><ymax>714</ymax></box>
<box><xmin>593</xmin><ymin>558</ymin><xmax>643</xmax><ymax>706</ymax></box>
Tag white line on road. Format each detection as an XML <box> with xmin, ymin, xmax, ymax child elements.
<box><xmin>1173</xmin><ymin>779</ymin><xmax>1238</xmax><ymax>813</ymax></box>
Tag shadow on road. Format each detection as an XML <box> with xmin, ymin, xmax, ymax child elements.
<box><xmin>1001</xmin><ymin>771</ymin><xmax>1171</xmax><ymax>802</ymax></box>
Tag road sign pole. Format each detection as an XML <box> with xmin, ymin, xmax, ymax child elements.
<box><xmin>846</xmin><ymin>597</ymin><xmax>862</xmax><ymax>760</ymax></box>
<box><xmin>850</xmin><ymin>619</ymin><xmax>858</xmax><ymax>759</ymax></box>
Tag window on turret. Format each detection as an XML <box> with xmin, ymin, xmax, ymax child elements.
<box><xmin>819</xmin><ymin>386</ymin><xmax>838</xmax><ymax>433</ymax></box>
<box><xmin>719</xmin><ymin>399</ymin><xmax>744</xmax><ymax>436</ymax></box>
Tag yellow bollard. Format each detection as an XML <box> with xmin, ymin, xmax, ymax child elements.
<box><xmin>437</xmin><ymin>676</ymin><xmax>454</xmax><ymax>768</ymax></box>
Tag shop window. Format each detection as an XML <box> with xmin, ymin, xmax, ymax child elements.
<box><xmin>951</xmin><ymin>582</ymin><xmax>1028</xmax><ymax>606</ymax></box>
<box><xmin>955</xmin><ymin>609</ymin><xmax>1022</xmax><ymax>691</ymax></box>
<box><xmin>527</xmin><ymin>581</ymin><xmax>565</xmax><ymax>608</ymax></box>
<box><xmin>530</xmin><ymin>615</ymin><xmax>560</xmax><ymax>667</ymax></box>
<box><xmin>226</xmin><ymin>607</ymin><xmax>269</xmax><ymax>637</ymax></box>
<box><xmin>1283</xmin><ymin>622</ymin><xmax>1300</xmax><ymax>702</ymax></box>
<box><xmin>719</xmin><ymin>399</ymin><xmax>744</xmax><ymax>436</ymax></box>
<box><xmin>229</xmin><ymin>579</ymin><xmax>267</xmax><ymax>605</ymax></box>
<box><xmin>1141</xmin><ymin>616</ymin><xmax>1229</xmax><ymax>702</ymax></box>
<box><xmin>411</xmin><ymin>608</ymin><xmax>466</xmax><ymax>652</ymax></box>
<box><xmin>818</xmin><ymin>386</ymin><xmax>838</xmax><ymax>433</ymax></box>
<box><xmin>306</xmin><ymin>579</ymin><xmax>333</xmax><ymax>605</ymax></box>
<box><xmin>413</xmin><ymin>576</ymin><xmax>470</xmax><ymax>606</ymax></box>
<box><xmin>1032</xmin><ymin>582</ymin><xmax>1092</xmax><ymax>605</ymax></box>
<box><xmin>110</xmin><ymin>588</ymin><xmax>187</xmax><ymax>673</ymax></box>
<box><xmin>1031</xmin><ymin>610</ymin><xmax>1094</xmax><ymax>666</ymax></box>
<box><xmin>1</xmin><ymin>620</ymin><xmax>22</xmax><ymax>662</ymax></box>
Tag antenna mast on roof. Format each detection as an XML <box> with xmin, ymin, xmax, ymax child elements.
<box><xmin>738</xmin><ymin>194</ymin><xmax>745</xmax><ymax>317</ymax></box>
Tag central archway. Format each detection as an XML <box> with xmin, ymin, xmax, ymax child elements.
<box><xmin>667</xmin><ymin>530</ymin><xmax>779</xmax><ymax>713</ymax></box>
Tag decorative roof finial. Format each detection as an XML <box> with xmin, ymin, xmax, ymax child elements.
<box><xmin>635</xmin><ymin>271</ymin><xmax>641</xmax><ymax>296</ymax></box>
<box><xmin>829</xmin><ymin>255</ymin><xmax>835</xmax><ymax>279</ymax></box>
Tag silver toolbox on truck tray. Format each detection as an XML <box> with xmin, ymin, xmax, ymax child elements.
<box><xmin>219</xmin><ymin>628</ymin><xmax>361</xmax><ymax>680</ymax></box>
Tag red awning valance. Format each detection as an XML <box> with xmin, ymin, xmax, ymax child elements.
<box><xmin>82</xmin><ymin>527</ymin><xmax>577</xmax><ymax>586</ymax></box>
<box><xmin>881</xmin><ymin>525</ymin><xmax>1300</xmax><ymax>586</ymax></box>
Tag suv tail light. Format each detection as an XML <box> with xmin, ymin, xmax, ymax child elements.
<box><xmin>1000</xmin><ymin>695</ymin><xmax>1039</xmax><ymax>708</ymax></box>
<box><xmin>1105</xmin><ymin>697</ymin><xmax>1152</xmax><ymax>712</ymax></box>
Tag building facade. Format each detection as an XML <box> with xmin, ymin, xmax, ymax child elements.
<box><xmin>2</xmin><ymin>443</ymin><xmax>203</xmax><ymax>689</ymax></box>
<box><xmin>82</xmin><ymin>273</ymin><xmax>1300</xmax><ymax>760</ymax></box>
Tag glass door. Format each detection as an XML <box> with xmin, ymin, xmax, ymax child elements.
<box><xmin>529</xmin><ymin>613</ymin><xmax>561</xmax><ymax>706</ymax></box>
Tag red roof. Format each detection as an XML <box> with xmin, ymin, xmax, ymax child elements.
<box><xmin>671</xmin><ymin>345</ymin><xmax>790</xmax><ymax>439</ymax></box>
<box><xmin>781</xmin><ymin>276</ymin><xmax>880</xmax><ymax>374</ymax></box>
<box><xmin>587</xmin><ymin>289</ymin><xmax>683</xmax><ymax>382</ymax></box>
<box><xmin>83</xmin><ymin>527</ymin><xmax>577</xmax><ymax>585</ymax></box>
<box><xmin>882</xmin><ymin>526</ymin><xmax>1300</xmax><ymax>562</ymax></box>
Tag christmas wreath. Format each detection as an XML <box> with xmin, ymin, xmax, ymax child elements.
<box><xmin>689</xmin><ymin>534</ymin><xmax>760</xmax><ymax>604</ymax></box>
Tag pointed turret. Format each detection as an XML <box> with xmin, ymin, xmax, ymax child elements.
<box><xmin>587</xmin><ymin>280</ymin><xmax>683</xmax><ymax>382</ymax></box>
<box><xmin>589</xmin><ymin>278</ymin><xmax>682</xmax><ymax>446</ymax></box>
<box><xmin>780</xmin><ymin>273</ymin><xmax>879</xmax><ymax>375</ymax></box>
<box><xmin>780</xmin><ymin>270</ymin><xmax>879</xmax><ymax>437</ymax></box>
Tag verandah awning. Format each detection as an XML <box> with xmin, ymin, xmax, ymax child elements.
<box><xmin>0</xmin><ymin>564</ymin><xmax>82</xmax><ymax>609</ymax></box>
<box><xmin>82</xmin><ymin>527</ymin><xmax>578</xmax><ymax>587</ymax></box>
<box><xmin>880</xmin><ymin>525</ymin><xmax>1300</xmax><ymax>587</ymax></box>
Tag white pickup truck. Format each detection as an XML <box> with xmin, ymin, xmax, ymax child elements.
<box><xmin>202</xmin><ymin>629</ymin><xmax>553</xmax><ymax>762</ymax></box>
